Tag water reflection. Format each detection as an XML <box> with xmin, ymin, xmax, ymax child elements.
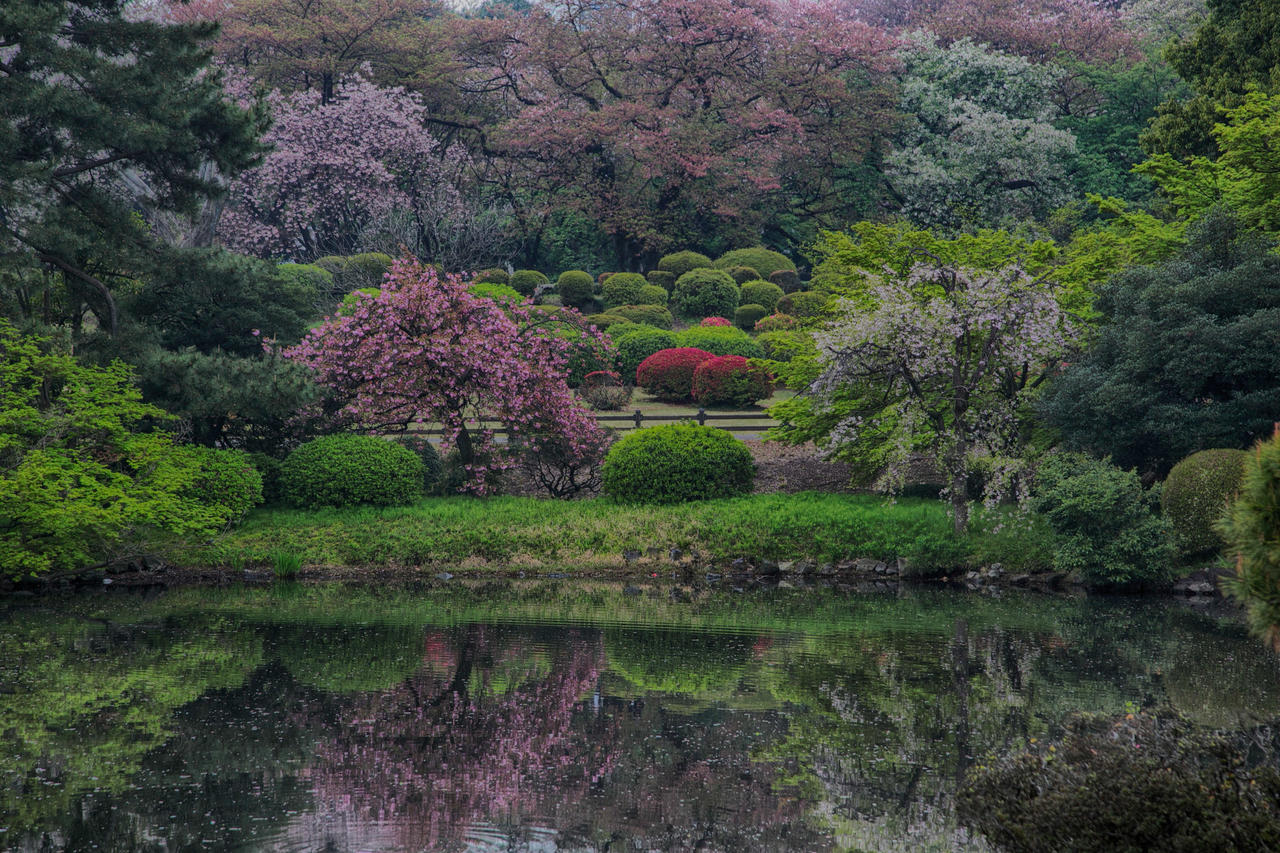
<box><xmin>2</xmin><ymin>584</ymin><xmax>1277</xmax><ymax>852</ymax></box>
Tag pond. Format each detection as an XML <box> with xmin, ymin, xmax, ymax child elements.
<box><xmin>3</xmin><ymin>581</ymin><xmax>1278</xmax><ymax>852</ymax></box>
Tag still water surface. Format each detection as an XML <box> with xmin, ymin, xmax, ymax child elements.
<box><xmin>3</xmin><ymin>581</ymin><xmax>1278</xmax><ymax>852</ymax></box>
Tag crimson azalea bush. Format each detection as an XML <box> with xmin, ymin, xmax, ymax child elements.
<box><xmin>692</xmin><ymin>355</ymin><xmax>773</xmax><ymax>408</ymax></box>
<box><xmin>755</xmin><ymin>313</ymin><xmax>798</xmax><ymax>332</ymax></box>
<box><xmin>635</xmin><ymin>347</ymin><xmax>715</xmax><ymax>401</ymax></box>
<box><xmin>701</xmin><ymin>316</ymin><xmax>732</xmax><ymax>327</ymax></box>
<box><xmin>286</xmin><ymin>258</ymin><xmax>606</xmax><ymax>495</ymax></box>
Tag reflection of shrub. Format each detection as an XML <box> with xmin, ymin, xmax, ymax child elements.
<box><xmin>1031</xmin><ymin>452</ymin><xmax>1175</xmax><ymax>586</ymax></box>
<box><xmin>734</xmin><ymin>303</ymin><xmax>769</xmax><ymax>331</ymax></box>
<box><xmin>778</xmin><ymin>290</ymin><xmax>830</xmax><ymax>318</ymax></box>
<box><xmin>556</xmin><ymin>270</ymin><xmax>594</xmax><ymax>308</ymax></box>
<box><xmin>601</xmin><ymin>272</ymin><xmax>647</xmax><ymax>308</ymax></box>
<box><xmin>714</xmin><ymin>247</ymin><xmax>795</xmax><ymax>279</ymax></box>
<box><xmin>612</xmin><ymin>303</ymin><xmax>673</xmax><ymax>329</ymax></box>
<box><xmin>614</xmin><ymin>327</ymin><xmax>678</xmax><ymax>380</ymax></box>
<box><xmin>657</xmin><ymin>250</ymin><xmax>713</xmax><ymax>278</ymax></box>
<box><xmin>636</xmin><ymin>347</ymin><xmax>715</xmax><ymax>401</ymax></box>
<box><xmin>276</xmin><ymin>625</ymin><xmax>426</xmax><ymax>693</ymax></box>
<box><xmin>602</xmin><ymin>423</ymin><xmax>755</xmax><ymax>502</ymax></box>
<box><xmin>1162</xmin><ymin>448</ymin><xmax>1248</xmax><ymax>557</ymax></box>
<box><xmin>672</xmin><ymin>268</ymin><xmax>739</xmax><ymax>320</ymax></box>
<box><xmin>509</xmin><ymin>269</ymin><xmax>550</xmax><ymax>297</ymax></box>
<box><xmin>959</xmin><ymin>711</ymin><xmax>1280</xmax><ymax>853</ymax></box>
<box><xmin>692</xmin><ymin>355</ymin><xmax>773</xmax><ymax>408</ymax></box>
<box><xmin>636</xmin><ymin>284</ymin><xmax>668</xmax><ymax>306</ymax></box>
<box><xmin>281</xmin><ymin>434</ymin><xmax>424</xmax><ymax>508</ymax></box>
<box><xmin>740</xmin><ymin>279</ymin><xmax>784</xmax><ymax>313</ymax></box>
<box><xmin>1219</xmin><ymin>430</ymin><xmax>1280</xmax><ymax>648</ymax></box>
<box><xmin>677</xmin><ymin>326</ymin><xmax>765</xmax><ymax>359</ymax></box>
<box><xmin>605</xmin><ymin>628</ymin><xmax>752</xmax><ymax>695</ymax></box>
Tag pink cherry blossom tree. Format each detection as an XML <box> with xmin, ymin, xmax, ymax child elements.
<box><xmin>810</xmin><ymin>259</ymin><xmax>1079</xmax><ymax>534</ymax></box>
<box><xmin>285</xmin><ymin>258</ymin><xmax>607</xmax><ymax>494</ymax></box>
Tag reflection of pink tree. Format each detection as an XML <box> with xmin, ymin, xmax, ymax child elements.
<box><xmin>303</xmin><ymin>627</ymin><xmax>614</xmax><ymax>850</ymax></box>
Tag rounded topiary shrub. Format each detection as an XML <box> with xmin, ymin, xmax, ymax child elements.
<box><xmin>726</xmin><ymin>265</ymin><xmax>762</xmax><ymax>285</ymax></box>
<box><xmin>636</xmin><ymin>284</ymin><xmax>668</xmax><ymax>306</ymax></box>
<box><xmin>613</xmin><ymin>304</ymin><xmax>673</xmax><ymax>329</ymax></box>
<box><xmin>557</xmin><ymin>270</ymin><xmax>594</xmax><ymax>308</ymax></box>
<box><xmin>182</xmin><ymin>446</ymin><xmax>264</xmax><ymax>523</ymax></box>
<box><xmin>344</xmin><ymin>252</ymin><xmax>394</xmax><ymax>288</ymax></box>
<box><xmin>734</xmin><ymin>303</ymin><xmax>769</xmax><ymax>331</ymax></box>
<box><xmin>657</xmin><ymin>250</ymin><xmax>713</xmax><ymax>278</ymax></box>
<box><xmin>769</xmin><ymin>269</ymin><xmax>802</xmax><ymax>293</ymax></box>
<box><xmin>1162</xmin><ymin>448</ymin><xmax>1249</xmax><ymax>557</ymax></box>
<box><xmin>587</xmin><ymin>312</ymin><xmax>631</xmax><ymax>331</ymax></box>
<box><xmin>692</xmin><ymin>354</ymin><xmax>773</xmax><ymax>408</ymax></box>
<box><xmin>714</xmin><ymin>247</ymin><xmax>796</xmax><ymax>279</ymax></box>
<box><xmin>601</xmin><ymin>272</ymin><xmax>648</xmax><ymax>308</ymax></box>
<box><xmin>646</xmin><ymin>269</ymin><xmax>677</xmax><ymax>290</ymax></box>
<box><xmin>510</xmin><ymin>269</ymin><xmax>550</xmax><ymax>297</ymax></box>
<box><xmin>602</xmin><ymin>423</ymin><xmax>755</xmax><ymax>503</ymax></box>
<box><xmin>740</xmin><ymin>280</ymin><xmax>784</xmax><ymax>313</ymax></box>
<box><xmin>636</xmin><ymin>347</ymin><xmax>716</xmax><ymax>401</ymax></box>
<box><xmin>677</xmin><ymin>326</ymin><xmax>765</xmax><ymax>359</ymax></box>
<box><xmin>755</xmin><ymin>312</ymin><xmax>798</xmax><ymax>332</ymax></box>
<box><xmin>469</xmin><ymin>282</ymin><xmax>524</xmax><ymax>303</ymax></box>
<box><xmin>614</xmin><ymin>327</ymin><xmax>679</xmax><ymax>379</ymax></box>
<box><xmin>474</xmin><ymin>267</ymin><xmax>510</xmax><ymax>286</ymax></box>
<box><xmin>277</xmin><ymin>262</ymin><xmax>334</xmax><ymax>300</ymax></box>
<box><xmin>672</xmin><ymin>268</ymin><xmax>739</xmax><ymax>320</ymax></box>
<box><xmin>778</xmin><ymin>290</ymin><xmax>831</xmax><ymax>318</ymax></box>
<box><xmin>281</xmin><ymin>434</ymin><xmax>425</xmax><ymax>509</ymax></box>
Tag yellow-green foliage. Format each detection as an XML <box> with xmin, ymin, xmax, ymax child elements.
<box><xmin>1161</xmin><ymin>449</ymin><xmax>1248</xmax><ymax>557</ymax></box>
<box><xmin>1219</xmin><ymin>431</ymin><xmax>1280</xmax><ymax>650</ymax></box>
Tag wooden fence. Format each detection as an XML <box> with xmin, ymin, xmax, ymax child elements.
<box><xmin>403</xmin><ymin>408</ymin><xmax>777</xmax><ymax>439</ymax></box>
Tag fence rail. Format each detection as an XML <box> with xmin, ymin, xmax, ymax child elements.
<box><xmin>401</xmin><ymin>408</ymin><xmax>777</xmax><ymax>438</ymax></box>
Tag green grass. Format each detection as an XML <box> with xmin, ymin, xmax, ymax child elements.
<box><xmin>186</xmin><ymin>492</ymin><xmax>1052</xmax><ymax>575</ymax></box>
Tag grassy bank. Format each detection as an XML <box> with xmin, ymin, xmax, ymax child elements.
<box><xmin>189</xmin><ymin>492</ymin><xmax>1052</xmax><ymax>574</ymax></box>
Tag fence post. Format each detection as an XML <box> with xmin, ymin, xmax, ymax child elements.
<box><xmin>697</xmin><ymin>407</ymin><xmax>707</xmax><ymax>426</ymax></box>
<box><xmin>633</xmin><ymin>409</ymin><xmax>644</xmax><ymax>429</ymax></box>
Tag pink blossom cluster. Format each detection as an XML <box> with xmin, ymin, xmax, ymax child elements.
<box><xmin>285</xmin><ymin>258</ymin><xmax>608</xmax><ymax>494</ymax></box>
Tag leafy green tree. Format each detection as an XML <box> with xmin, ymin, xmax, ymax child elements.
<box><xmin>1039</xmin><ymin>210</ymin><xmax>1280</xmax><ymax>476</ymax></box>
<box><xmin>0</xmin><ymin>0</ymin><xmax>265</xmax><ymax>335</ymax></box>
<box><xmin>0</xmin><ymin>324</ymin><xmax>240</xmax><ymax>579</ymax></box>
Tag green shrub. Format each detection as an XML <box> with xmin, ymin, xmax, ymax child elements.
<box><xmin>636</xmin><ymin>284</ymin><xmax>668</xmax><ymax>306</ymax></box>
<box><xmin>769</xmin><ymin>269</ymin><xmax>801</xmax><ymax>293</ymax></box>
<box><xmin>277</xmin><ymin>262</ymin><xmax>334</xmax><ymax>300</ymax></box>
<box><xmin>604</xmin><ymin>321</ymin><xmax>645</xmax><ymax>340</ymax></box>
<box><xmin>469</xmin><ymin>282</ymin><xmax>524</xmax><ymax>303</ymax></box>
<box><xmin>612</xmin><ymin>304</ymin><xmax>673</xmax><ymax>329</ymax></box>
<box><xmin>1162</xmin><ymin>448</ymin><xmax>1248</xmax><ymax>557</ymax></box>
<box><xmin>392</xmin><ymin>435</ymin><xmax>443</xmax><ymax>494</ymax></box>
<box><xmin>1219</xmin><ymin>430</ymin><xmax>1280</xmax><ymax>648</ymax></box>
<box><xmin>509</xmin><ymin>269</ymin><xmax>549</xmax><ymax>297</ymax></box>
<box><xmin>338</xmin><ymin>287</ymin><xmax>380</xmax><ymax>315</ymax></box>
<box><xmin>636</xmin><ymin>347</ymin><xmax>715</xmax><ymax>401</ymax></box>
<box><xmin>657</xmin><ymin>250</ymin><xmax>713</xmax><ymax>278</ymax></box>
<box><xmin>314</xmin><ymin>255</ymin><xmax>349</xmax><ymax>277</ymax></box>
<box><xmin>714</xmin><ymin>247</ymin><xmax>796</xmax><ymax>279</ymax></box>
<box><xmin>586</xmin><ymin>312</ymin><xmax>631</xmax><ymax>331</ymax></box>
<box><xmin>475</xmin><ymin>267</ymin><xmax>510</xmax><ymax>285</ymax></box>
<box><xmin>645</xmin><ymin>269</ymin><xmax>677</xmax><ymax>290</ymax></box>
<box><xmin>756</xmin><ymin>329</ymin><xmax>807</xmax><ymax>361</ymax></box>
<box><xmin>959</xmin><ymin>711</ymin><xmax>1280</xmax><ymax>853</ymax></box>
<box><xmin>614</xmin><ymin>327</ymin><xmax>679</xmax><ymax>379</ymax></box>
<box><xmin>270</xmin><ymin>549</ymin><xmax>303</xmax><ymax>579</ymax></box>
<box><xmin>1031</xmin><ymin>452</ymin><xmax>1175</xmax><ymax>586</ymax></box>
<box><xmin>281</xmin><ymin>434</ymin><xmax>424</xmax><ymax>509</ymax></box>
<box><xmin>676</xmin><ymin>325</ymin><xmax>765</xmax><ymax>359</ymax></box>
<box><xmin>739</xmin><ymin>280</ymin><xmax>784</xmax><ymax>313</ymax></box>
<box><xmin>180</xmin><ymin>446</ymin><xmax>263</xmax><ymax>525</ymax></box>
<box><xmin>315</xmin><ymin>253</ymin><xmax>392</xmax><ymax>291</ymax></box>
<box><xmin>754</xmin><ymin>313</ymin><xmax>798</xmax><ymax>332</ymax></box>
<box><xmin>601</xmin><ymin>272</ymin><xmax>647</xmax><ymax>308</ymax></box>
<box><xmin>672</xmin><ymin>268</ymin><xmax>739</xmax><ymax>320</ymax></box>
<box><xmin>246</xmin><ymin>451</ymin><xmax>285</xmax><ymax>504</ymax></box>
<box><xmin>556</xmin><ymin>270</ymin><xmax>595</xmax><ymax>308</ymax></box>
<box><xmin>726</xmin><ymin>265</ymin><xmax>762</xmax><ymax>284</ymax></box>
<box><xmin>734</xmin><ymin>303</ymin><xmax>769</xmax><ymax>331</ymax></box>
<box><xmin>602</xmin><ymin>423</ymin><xmax>755</xmax><ymax>503</ymax></box>
<box><xmin>777</xmin><ymin>290</ymin><xmax>831</xmax><ymax>318</ymax></box>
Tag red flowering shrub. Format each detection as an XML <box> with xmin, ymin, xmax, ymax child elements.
<box><xmin>700</xmin><ymin>316</ymin><xmax>732</xmax><ymax>327</ymax></box>
<box><xmin>754</xmin><ymin>313</ymin><xmax>798</xmax><ymax>332</ymax></box>
<box><xmin>692</xmin><ymin>355</ymin><xmax>774</xmax><ymax>408</ymax></box>
<box><xmin>635</xmin><ymin>347</ymin><xmax>715</xmax><ymax>401</ymax></box>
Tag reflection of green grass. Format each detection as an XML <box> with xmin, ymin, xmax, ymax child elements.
<box><xmin>187</xmin><ymin>492</ymin><xmax>1026</xmax><ymax>572</ymax></box>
